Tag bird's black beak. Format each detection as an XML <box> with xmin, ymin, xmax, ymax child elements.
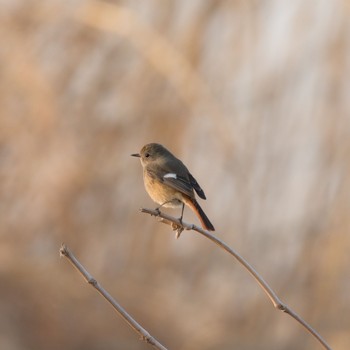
<box><xmin>131</xmin><ymin>153</ymin><xmax>141</xmax><ymax>157</ymax></box>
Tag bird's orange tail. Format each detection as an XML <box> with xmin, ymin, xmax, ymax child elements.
<box><xmin>184</xmin><ymin>197</ymin><xmax>215</xmax><ymax>231</ymax></box>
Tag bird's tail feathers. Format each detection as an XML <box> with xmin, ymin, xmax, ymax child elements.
<box><xmin>185</xmin><ymin>198</ymin><xmax>215</xmax><ymax>231</ymax></box>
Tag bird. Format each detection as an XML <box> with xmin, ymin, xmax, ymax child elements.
<box><xmin>132</xmin><ymin>143</ymin><xmax>215</xmax><ymax>231</ymax></box>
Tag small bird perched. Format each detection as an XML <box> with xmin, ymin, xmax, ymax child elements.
<box><xmin>132</xmin><ymin>143</ymin><xmax>215</xmax><ymax>231</ymax></box>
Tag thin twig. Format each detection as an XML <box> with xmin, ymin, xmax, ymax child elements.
<box><xmin>140</xmin><ymin>208</ymin><xmax>332</xmax><ymax>350</ymax></box>
<box><xmin>59</xmin><ymin>244</ymin><xmax>168</xmax><ymax>350</ymax></box>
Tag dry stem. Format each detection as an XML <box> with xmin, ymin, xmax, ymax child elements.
<box><xmin>140</xmin><ymin>208</ymin><xmax>332</xmax><ymax>350</ymax></box>
<box><xmin>59</xmin><ymin>244</ymin><xmax>168</xmax><ymax>350</ymax></box>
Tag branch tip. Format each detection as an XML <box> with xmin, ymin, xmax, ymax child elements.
<box><xmin>59</xmin><ymin>242</ymin><xmax>168</xmax><ymax>350</ymax></box>
<box><xmin>59</xmin><ymin>243</ymin><xmax>68</xmax><ymax>257</ymax></box>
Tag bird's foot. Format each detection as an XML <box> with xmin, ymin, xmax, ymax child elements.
<box><xmin>154</xmin><ymin>207</ymin><xmax>161</xmax><ymax>216</ymax></box>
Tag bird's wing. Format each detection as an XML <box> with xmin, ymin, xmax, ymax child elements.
<box><xmin>188</xmin><ymin>173</ymin><xmax>206</xmax><ymax>199</ymax></box>
<box><xmin>146</xmin><ymin>161</ymin><xmax>206</xmax><ymax>199</ymax></box>
<box><xmin>162</xmin><ymin>172</ymin><xmax>194</xmax><ymax>198</ymax></box>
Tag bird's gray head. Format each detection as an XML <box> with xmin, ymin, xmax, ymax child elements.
<box><xmin>131</xmin><ymin>143</ymin><xmax>171</xmax><ymax>166</ymax></box>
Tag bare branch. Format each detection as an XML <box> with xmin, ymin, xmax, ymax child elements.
<box><xmin>59</xmin><ymin>244</ymin><xmax>168</xmax><ymax>350</ymax></box>
<box><xmin>140</xmin><ymin>208</ymin><xmax>332</xmax><ymax>350</ymax></box>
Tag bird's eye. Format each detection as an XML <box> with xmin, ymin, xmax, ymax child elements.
<box><xmin>145</xmin><ymin>153</ymin><xmax>150</xmax><ymax>158</ymax></box>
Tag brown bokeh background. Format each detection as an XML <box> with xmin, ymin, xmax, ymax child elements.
<box><xmin>1</xmin><ymin>1</ymin><xmax>349</xmax><ymax>349</ymax></box>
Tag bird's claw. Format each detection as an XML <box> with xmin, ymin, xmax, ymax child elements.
<box><xmin>154</xmin><ymin>207</ymin><xmax>161</xmax><ymax>216</ymax></box>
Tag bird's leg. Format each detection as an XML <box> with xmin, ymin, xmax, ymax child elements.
<box><xmin>155</xmin><ymin>200</ymin><xmax>172</xmax><ymax>214</ymax></box>
<box><xmin>179</xmin><ymin>202</ymin><xmax>185</xmax><ymax>225</ymax></box>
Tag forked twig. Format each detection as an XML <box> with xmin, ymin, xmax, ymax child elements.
<box><xmin>59</xmin><ymin>244</ymin><xmax>168</xmax><ymax>350</ymax></box>
<box><xmin>140</xmin><ymin>208</ymin><xmax>332</xmax><ymax>350</ymax></box>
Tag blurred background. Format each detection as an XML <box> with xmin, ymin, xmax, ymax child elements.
<box><xmin>1</xmin><ymin>0</ymin><xmax>349</xmax><ymax>349</ymax></box>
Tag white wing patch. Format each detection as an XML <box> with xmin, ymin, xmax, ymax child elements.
<box><xmin>163</xmin><ymin>173</ymin><xmax>177</xmax><ymax>179</ymax></box>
